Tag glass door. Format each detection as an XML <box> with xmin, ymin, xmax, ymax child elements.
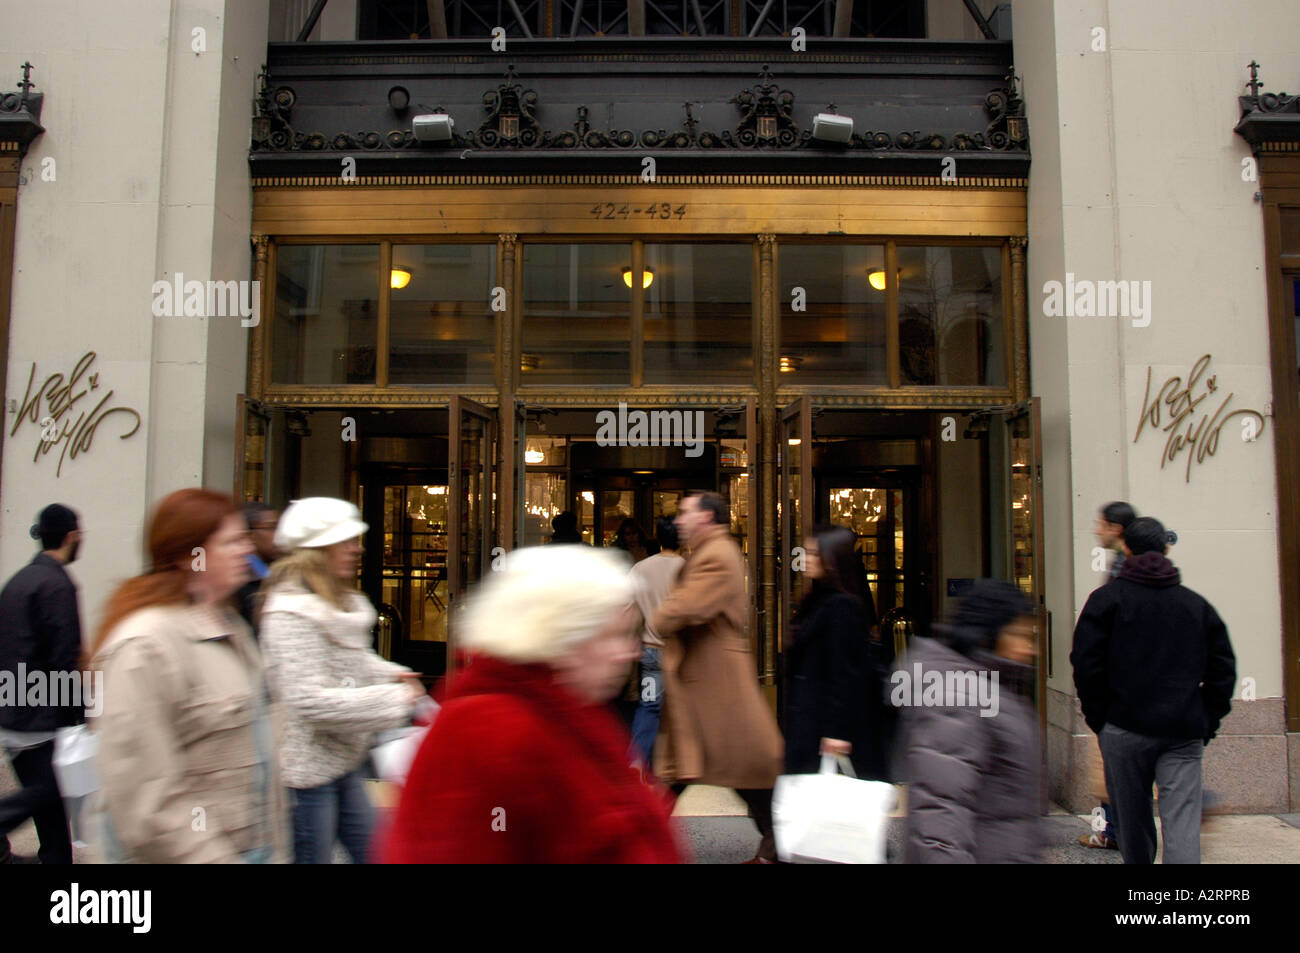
<box><xmin>987</xmin><ymin>398</ymin><xmax>1046</xmax><ymax>731</ymax></box>
<box><xmin>718</xmin><ymin>399</ymin><xmax>760</xmax><ymax>670</ymax></box>
<box><xmin>448</xmin><ymin>396</ymin><xmax>496</xmax><ymax>672</ymax></box>
<box><xmin>382</xmin><ymin>480</ymin><xmax>449</xmax><ymax>659</ymax></box>
<box><xmin>826</xmin><ymin>483</ymin><xmax>905</xmax><ymax>624</ymax></box>
<box><xmin>779</xmin><ymin>397</ymin><xmax>813</xmax><ymax>655</ymax></box>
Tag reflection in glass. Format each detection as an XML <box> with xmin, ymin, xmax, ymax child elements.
<box><xmin>898</xmin><ymin>246</ymin><xmax>1005</xmax><ymax>386</ymax></box>
<box><xmin>644</xmin><ymin>244</ymin><xmax>752</xmax><ymax>383</ymax></box>
<box><xmin>1010</xmin><ymin>451</ymin><xmax>1033</xmax><ymax>595</ymax></box>
<box><xmin>522</xmin><ymin>244</ymin><xmax>632</xmax><ymax>384</ymax></box>
<box><xmin>455</xmin><ymin>412</ymin><xmax>487</xmax><ymax>592</ymax></box>
<box><xmin>827</xmin><ymin>486</ymin><xmax>905</xmax><ymax>616</ymax></box>
<box><xmin>577</xmin><ymin>489</ymin><xmax>596</xmax><ymax>545</ymax></box>
<box><xmin>272</xmin><ymin>244</ymin><xmax>379</xmax><ymax>384</ymax></box>
<box><xmin>600</xmin><ymin>491</ymin><xmax>635</xmax><ymax>547</ymax></box>
<box><xmin>779</xmin><ymin>245</ymin><xmax>888</xmax><ymax>384</ymax></box>
<box><xmin>522</xmin><ymin>472</ymin><xmax>567</xmax><ymax>547</ymax></box>
<box><xmin>381</xmin><ymin>485</ymin><xmax>449</xmax><ymax>645</ymax></box>
<box><xmin>389</xmin><ymin>244</ymin><xmax>497</xmax><ymax>385</ymax></box>
<box><xmin>523</xmin><ymin>436</ymin><xmax>567</xmax><ymax>467</ymax></box>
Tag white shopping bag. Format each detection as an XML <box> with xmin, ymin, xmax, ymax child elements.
<box><xmin>370</xmin><ymin>726</ymin><xmax>428</xmax><ymax>786</ymax></box>
<box><xmin>772</xmin><ymin>753</ymin><xmax>897</xmax><ymax>864</ymax></box>
<box><xmin>370</xmin><ymin>697</ymin><xmax>440</xmax><ymax>786</ymax></box>
<box><xmin>52</xmin><ymin>724</ymin><xmax>100</xmax><ymax>798</ymax></box>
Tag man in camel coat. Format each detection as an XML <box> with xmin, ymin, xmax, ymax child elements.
<box><xmin>652</xmin><ymin>490</ymin><xmax>784</xmax><ymax>862</ymax></box>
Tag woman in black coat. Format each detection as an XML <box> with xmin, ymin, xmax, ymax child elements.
<box><xmin>783</xmin><ymin>524</ymin><xmax>887</xmax><ymax>780</ymax></box>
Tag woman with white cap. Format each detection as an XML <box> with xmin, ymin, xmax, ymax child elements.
<box><xmin>258</xmin><ymin>497</ymin><xmax>425</xmax><ymax>864</ymax></box>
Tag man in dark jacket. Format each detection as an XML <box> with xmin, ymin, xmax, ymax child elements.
<box><xmin>235</xmin><ymin>502</ymin><xmax>281</xmax><ymax>635</ymax></box>
<box><xmin>0</xmin><ymin>504</ymin><xmax>85</xmax><ymax>864</ymax></box>
<box><xmin>1071</xmin><ymin>516</ymin><xmax>1236</xmax><ymax>865</ymax></box>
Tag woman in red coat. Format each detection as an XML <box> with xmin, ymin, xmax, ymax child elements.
<box><xmin>381</xmin><ymin>545</ymin><xmax>686</xmax><ymax>864</ymax></box>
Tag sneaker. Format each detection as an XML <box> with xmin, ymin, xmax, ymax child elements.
<box><xmin>1078</xmin><ymin>832</ymin><xmax>1118</xmax><ymax>850</ymax></box>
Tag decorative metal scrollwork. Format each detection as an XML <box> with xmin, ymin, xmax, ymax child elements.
<box><xmin>984</xmin><ymin>68</ymin><xmax>1028</xmax><ymax>150</ymax></box>
<box><xmin>249</xmin><ymin>62</ymin><xmax>1031</xmax><ymax>158</ymax></box>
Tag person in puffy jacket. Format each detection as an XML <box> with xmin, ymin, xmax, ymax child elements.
<box><xmin>900</xmin><ymin>580</ymin><xmax>1043</xmax><ymax>863</ymax></box>
<box><xmin>258</xmin><ymin>498</ymin><xmax>424</xmax><ymax>864</ymax></box>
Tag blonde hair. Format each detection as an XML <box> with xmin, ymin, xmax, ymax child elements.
<box><xmin>460</xmin><ymin>545</ymin><xmax>635</xmax><ymax>664</ymax></box>
<box><xmin>260</xmin><ymin>547</ymin><xmax>349</xmax><ymax>613</ymax></box>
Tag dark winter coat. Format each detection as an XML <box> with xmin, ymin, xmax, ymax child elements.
<box><xmin>381</xmin><ymin>654</ymin><xmax>686</xmax><ymax>863</ymax></box>
<box><xmin>0</xmin><ymin>554</ymin><xmax>85</xmax><ymax>732</ymax></box>
<box><xmin>784</xmin><ymin>583</ymin><xmax>887</xmax><ymax>779</ymax></box>
<box><xmin>900</xmin><ymin>636</ymin><xmax>1044</xmax><ymax>864</ymax></box>
<box><xmin>1071</xmin><ymin>551</ymin><xmax>1236</xmax><ymax>743</ymax></box>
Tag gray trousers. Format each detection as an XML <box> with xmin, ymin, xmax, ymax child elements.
<box><xmin>1099</xmin><ymin>723</ymin><xmax>1203</xmax><ymax>864</ymax></box>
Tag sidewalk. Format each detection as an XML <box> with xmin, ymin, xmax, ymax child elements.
<box><xmin>6</xmin><ymin>759</ymin><xmax>1297</xmax><ymax>863</ymax></box>
<box><xmin>670</xmin><ymin>785</ymin><xmax>1300</xmax><ymax>864</ymax></box>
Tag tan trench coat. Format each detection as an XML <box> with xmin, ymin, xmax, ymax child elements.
<box><xmin>651</xmin><ymin>523</ymin><xmax>783</xmax><ymax>789</ymax></box>
<box><xmin>92</xmin><ymin>604</ymin><xmax>291</xmax><ymax>863</ymax></box>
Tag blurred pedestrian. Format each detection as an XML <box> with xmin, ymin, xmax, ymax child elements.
<box><xmin>1096</xmin><ymin>501</ymin><xmax>1137</xmax><ymax>582</ymax></box>
<box><xmin>653</xmin><ymin>490</ymin><xmax>783</xmax><ymax>863</ymax></box>
<box><xmin>784</xmin><ymin>524</ymin><xmax>886</xmax><ymax>780</ymax></box>
<box><xmin>550</xmin><ymin>511</ymin><xmax>585</xmax><ymax>544</ymax></box>
<box><xmin>1079</xmin><ymin>500</ymin><xmax>1137</xmax><ymax>850</ymax></box>
<box><xmin>91</xmin><ymin>489</ymin><xmax>288</xmax><ymax>863</ymax></box>
<box><xmin>0</xmin><ymin>504</ymin><xmax>84</xmax><ymax>864</ymax></box>
<box><xmin>381</xmin><ymin>545</ymin><xmax>684</xmax><ymax>863</ymax></box>
<box><xmin>901</xmin><ymin>579</ymin><xmax>1044</xmax><ymax>863</ymax></box>
<box><xmin>1071</xmin><ymin>516</ymin><xmax>1236</xmax><ymax>864</ymax></box>
<box><xmin>259</xmin><ymin>497</ymin><xmax>423</xmax><ymax>864</ymax></box>
<box><xmin>614</xmin><ymin>518</ymin><xmax>657</xmax><ymax>563</ymax></box>
<box><xmin>235</xmin><ymin>502</ymin><xmax>281</xmax><ymax>636</ymax></box>
<box><xmin>627</xmin><ymin>516</ymin><xmax>685</xmax><ymax>769</ymax></box>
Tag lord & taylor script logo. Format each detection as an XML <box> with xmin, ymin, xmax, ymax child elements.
<box><xmin>9</xmin><ymin>352</ymin><xmax>142</xmax><ymax>477</ymax></box>
<box><xmin>1133</xmin><ymin>354</ymin><xmax>1265</xmax><ymax>483</ymax></box>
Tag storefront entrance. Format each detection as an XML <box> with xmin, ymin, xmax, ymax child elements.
<box><xmin>240</xmin><ymin>394</ymin><xmax>1043</xmax><ymax>734</ymax></box>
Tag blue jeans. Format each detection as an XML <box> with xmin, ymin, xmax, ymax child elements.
<box><xmin>291</xmin><ymin>767</ymin><xmax>375</xmax><ymax>864</ymax></box>
<box><xmin>629</xmin><ymin>646</ymin><xmax>663</xmax><ymax>767</ymax></box>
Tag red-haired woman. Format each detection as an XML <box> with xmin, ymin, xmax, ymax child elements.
<box><xmin>90</xmin><ymin>489</ymin><xmax>289</xmax><ymax>863</ymax></box>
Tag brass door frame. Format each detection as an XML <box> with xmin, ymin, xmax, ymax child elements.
<box><xmin>248</xmin><ymin>187</ymin><xmax>1033</xmax><ymax>692</ymax></box>
<box><xmin>447</xmin><ymin>394</ymin><xmax>496</xmax><ymax>675</ymax></box>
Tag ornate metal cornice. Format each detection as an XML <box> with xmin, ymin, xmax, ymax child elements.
<box><xmin>0</xmin><ymin>62</ymin><xmax>45</xmax><ymax>157</ymax></box>
<box><xmin>1234</xmin><ymin>61</ymin><xmax>1300</xmax><ymax>152</ymax></box>
<box><xmin>252</xmin><ymin>172</ymin><xmax>1027</xmax><ymax>188</ymax></box>
<box><xmin>781</xmin><ymin>388</ymin><xmax>1015</xmax><ymax>409</ymax></box>
<box><xmin>265</xmin><ymin>37</ymin><xmax>1015</xmax><ymax>69</ymax></box>
<box><xmin>260</xmin><ymin>386</ymin><xmax>1014</xmax><ymax>410</ymax></box>
<box><xmin>251</xmin><ymin>63</ymin><xmax>1029</xmax><ymax>160</ymax></box>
